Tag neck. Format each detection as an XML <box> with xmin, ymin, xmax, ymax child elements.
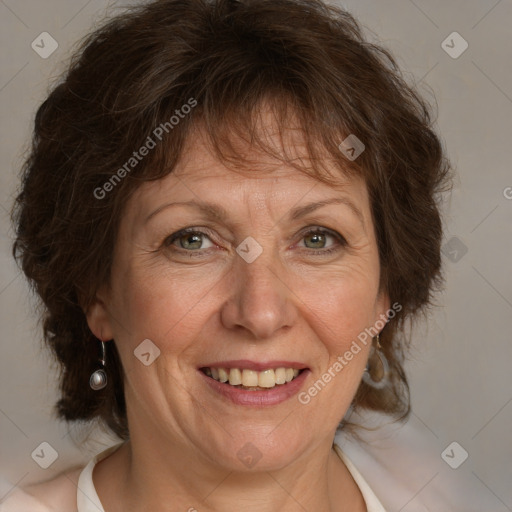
<box><xmin>93</xmin><ymin>431</ymin><xmax>366</xmax><ymax>512</ymax></box>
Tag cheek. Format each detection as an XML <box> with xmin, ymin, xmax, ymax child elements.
<box><xmin>297</xmin><ymin>263</ymin><xmax>380</xmax><ymax>350</ymax></box>
<box><xmin>298</xmin><ymin>269</ymin><xmax>377</xmax><ymax>405</ymax></box>
<box><xmin>109</xmin><ymin>261</ymin><xmax>218</xmax><ymax>358</ymax></box>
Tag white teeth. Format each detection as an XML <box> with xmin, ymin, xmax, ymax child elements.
<box><xmin>275</xmin><ymin>367</ymin><xmax>286</xmax><ymax>385</ymax></box>
<box><xmin>258</xmin><ymin>369</ymin><xmax>276</xmax><ymax>388</ymax></box>
<box><xmin>203</xmin><ymin>366</ymin><xmax>304</xmax><ymax>388</ymax></box>
<box><xmin>242</xmin><ymin>369</ymin><xmax>259</xmax><ymax>387</ymax></box>
<box><xmin>228</xmin><ymin>368</ymin><xmax>242</xmax><ymax>386</ymax></box>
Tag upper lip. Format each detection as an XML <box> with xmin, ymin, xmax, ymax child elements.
<box><xmin>199</xmin><ymin>360</ymin><xmax>309</xmax><ymax>371</ymax></box>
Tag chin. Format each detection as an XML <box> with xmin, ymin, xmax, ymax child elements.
<box><xmin>206</xmin><ymin>429</ymin><xmax>310</xmax><ymax>472</ymax></box>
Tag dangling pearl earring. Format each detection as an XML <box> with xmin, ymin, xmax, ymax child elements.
<box><xmin>89</xmin><ymin>339</ymin><xmax>108</xmax><ymax>390</ymax></box>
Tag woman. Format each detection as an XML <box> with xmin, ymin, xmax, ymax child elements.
<box><xmin>3</xmin><ymin>0</ymin><xmax>452</xmax><ymax>510</ymax></box>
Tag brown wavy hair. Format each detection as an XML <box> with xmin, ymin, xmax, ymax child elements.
<box><xmin>11</xmin><ymin>0</ymin><xmax>452</xmax><ymax>441</ymax></box>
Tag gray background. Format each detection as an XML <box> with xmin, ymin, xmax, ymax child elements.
<box><xmin>0</xmin><ymin>0</ymin><xmax>511</xmax><ymax>510</ymax></box>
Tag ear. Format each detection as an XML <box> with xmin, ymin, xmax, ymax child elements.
<box><xmin>375</xmin><ymin>288</ymin><xmax>391</xmax><ymax>326</ymax></box>
<box><xmin>85</xmin><ymin>295</ymin><xmax>114</xmax><ymax>341</ymax></box>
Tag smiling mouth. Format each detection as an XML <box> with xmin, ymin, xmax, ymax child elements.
<box><xmin>199</xmin><ymin>366</ymin><xmax>306</xmax><ymax>390</ymax></box>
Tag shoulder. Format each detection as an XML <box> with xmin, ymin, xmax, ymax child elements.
<box><xmin>0</xmin><ymin>466</ymin><xmax>83</xmax><ymax>512</ymax></box>
<box><xmin>334</xmin><ymin>416</ymin><xmax>494</xmax><ymax>512</ymax></box>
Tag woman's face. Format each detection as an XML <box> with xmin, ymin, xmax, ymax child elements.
<box><xmin>88</xmin><ymin>120</ymin><xmax>389</xmax><ymax>472</ymax></box>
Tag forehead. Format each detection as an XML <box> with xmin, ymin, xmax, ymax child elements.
<box><xmin>177</xmin><ymin>110</ymin><xmax>353</xmax><ymax>178</ymax></box>
<box><xmin>128</xmin><ymin>110</ymin><xmax>370</xmax><ymax>225</ymax></box>
<box><xmin>169</xmin><ymin>117</ymin><xmax>362</xmax><ymax>184</ymax></box>
<box><xmin>137</xmin><ymin>137</ymin><xmax>365</xmax><ymax>205</ymax></box>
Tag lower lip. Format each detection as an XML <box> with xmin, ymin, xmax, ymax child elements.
<box><xmin>199</xmin><ymin>369</ymin><xmax>311</xmax><ymax>406</ymax></box>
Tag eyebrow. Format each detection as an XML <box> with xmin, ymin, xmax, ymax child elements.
<box><xmin>144</xmin><ymin>197</ymin><xmax>365</xmax><ymax>230</ymax></box>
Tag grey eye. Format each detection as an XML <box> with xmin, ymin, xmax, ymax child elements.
<box><xmin>166</xmin><ymin>229</ymin><xmax>215</xmax><ymax>251</ymax></box>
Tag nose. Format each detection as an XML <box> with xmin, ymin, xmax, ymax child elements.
<box><xmin>220</xmin><ymin>247</ymin><xmax>298</xmax><ymax>340</ymax></box>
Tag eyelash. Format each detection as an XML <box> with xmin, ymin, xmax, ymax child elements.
<box><xmin>163</xmin><ymin>226</ymin><xmax>347</xmax><ymax>257</ymax></box>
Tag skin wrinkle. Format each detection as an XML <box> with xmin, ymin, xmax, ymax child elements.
<box><xmin>86</xmin><ymin>114</ymin><xmax>389</xmax><ymax>512</ymax></box>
